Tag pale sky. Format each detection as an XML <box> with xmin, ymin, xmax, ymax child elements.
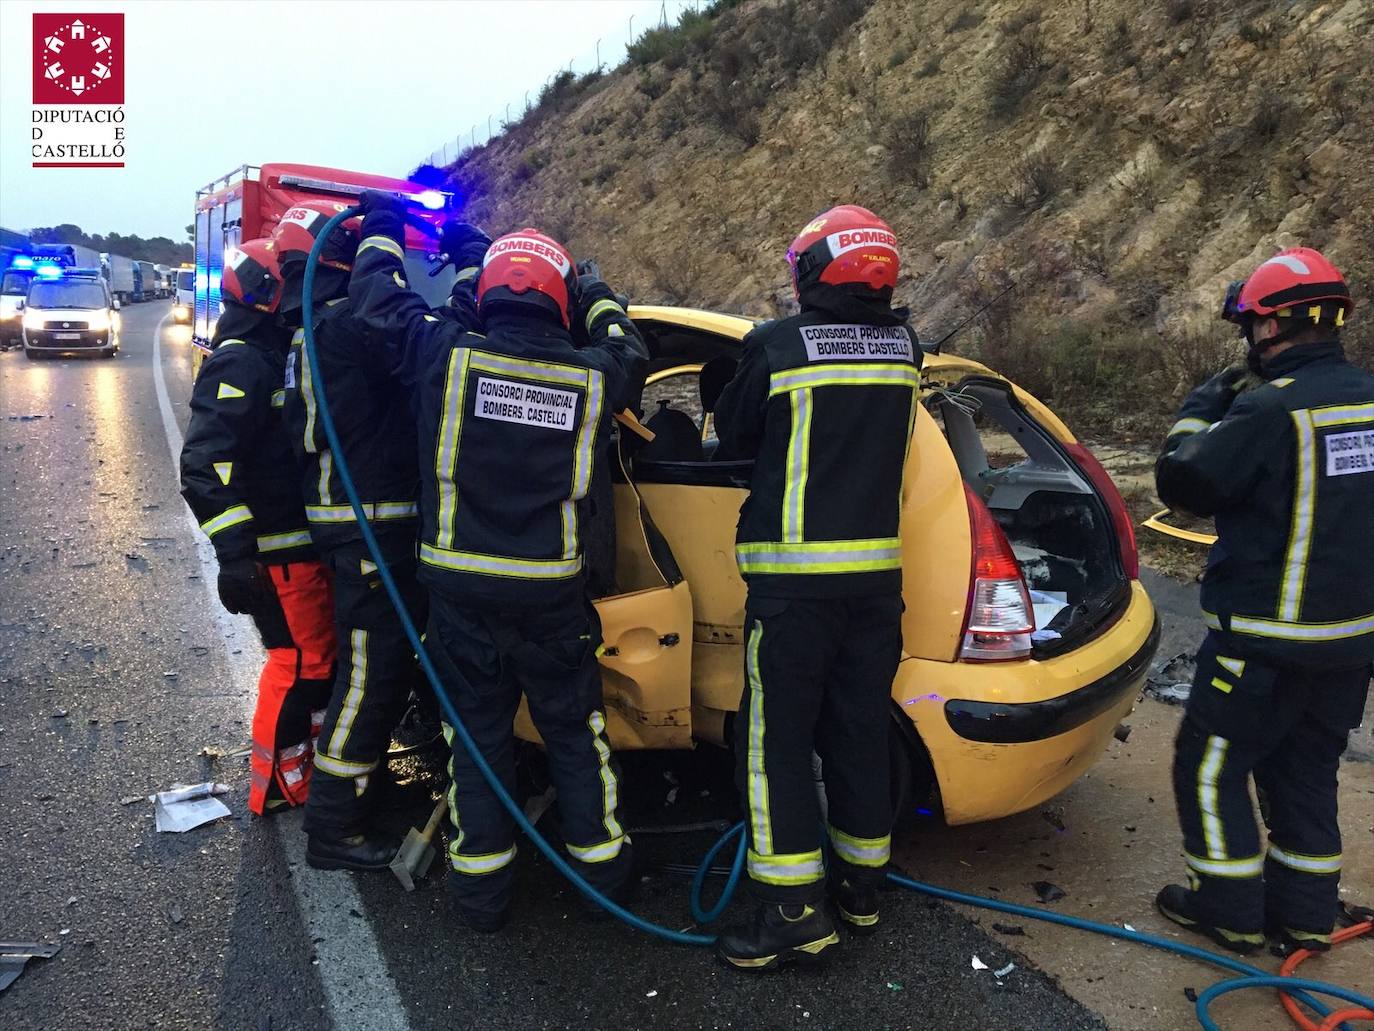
<box><xmin>0</xmin><ymin>0</ymin><xmax>687</xmax><ymax>240</ymax></box>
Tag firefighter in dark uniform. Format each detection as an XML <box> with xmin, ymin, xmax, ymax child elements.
<box><xmin>346</xmin><ymin>191</ymin><xmax>648</xmax><ymax>931</ymax></box>
<box><xmin>1156</xmin><ymin>247</ymin><xmax>1373</xmax><ymax>955</ymax></box>
<box><xmin>274</xmin><ymin>201</ymin><xmax>435</xmax><ymax>870</ymax></box>
<box><xmin>180</xmin><ymin>239</ymin><xmax>335</xmax><ymax>815</ymax></box>
<box><xmin>712</xmin><ymin>206</ymin><xmax>921</xmax><ymax>969</ymax></box>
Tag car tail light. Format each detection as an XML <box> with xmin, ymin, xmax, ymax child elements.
<box><xmin>1065</xmin><ymin>442</ymin><xmax>1140</xmax><ymax>580</ymax></box>
<box><xmin>960</xmin><ymin>483</ymin><xmax>1033</xmax><ymax>662</ymax></box>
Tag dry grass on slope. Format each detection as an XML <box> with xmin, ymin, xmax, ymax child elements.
<box><xmin>433</xmin><ymin>0</ymin><xmax>1374</xmax><ymax>441</ymax></box>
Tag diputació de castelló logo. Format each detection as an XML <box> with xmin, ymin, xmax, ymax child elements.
<box><xmin>31</xmin><ymin>12</ymin><xmax>126</xmax><ymax>168</ymax></box>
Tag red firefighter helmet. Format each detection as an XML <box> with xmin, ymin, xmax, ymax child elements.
<box><xmin>786</xmin><ymin>205</ymin><xmax>900</xmax><ymax>296</ymax></box>
<box><xmin>221</xmin><ymin>239</ymin><xmax>283</xmax><ymax>313</ymax></box>
<box><xmin>1232</xmin><ymin>247</ymin><xmax>1353</xmax><ymax>324</ymax></box>
<box><xmin>476</xmin><ymin>229</ymin><xmax>576</xmax><ymax>327</ymax></box>
<box><xmin>272</xmin><ymin>200</ymin><xmax>362</xmax><ymax>273</ymax></box>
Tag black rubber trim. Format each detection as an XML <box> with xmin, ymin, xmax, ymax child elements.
<box><xmin>943</xmin><ymin>617</ymin><xmax>1161</xmax><ymax>743</ymax></box>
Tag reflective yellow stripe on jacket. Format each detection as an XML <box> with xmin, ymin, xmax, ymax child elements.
<box><xmin>419</xmin><ymin>542</ymin><xmax>583</xmax><ymax>580</ymax></box>
<box><xmin>200</xmin><ymin>504</ymin><xmax>252</xmax><ymax>537</ymax></box>
<box><xmin>305</xmin><ymin>501</ymin><xmax>418</xmax><ymax>523</ymax></box>
<box><xmin>736</xmin><ymin>538</ymin><xmax>903</xmax><ymax>575</ymax></box>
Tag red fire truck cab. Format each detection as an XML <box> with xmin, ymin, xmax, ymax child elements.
<box><xmin>191</xmin><ymin>162</ymin><xmax>455</xmax><ymax>363</ymax></box>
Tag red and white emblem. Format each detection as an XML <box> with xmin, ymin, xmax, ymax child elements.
<box><xmin>33</xmin><ymin>13</ymin><xmax>124</xmax><ymax>104</ymax></box>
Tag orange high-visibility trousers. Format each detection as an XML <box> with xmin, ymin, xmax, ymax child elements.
<box><xmin>248</xmin><ymin>561</ymin><xmax>336</xmax><ymax>815</ymax></box>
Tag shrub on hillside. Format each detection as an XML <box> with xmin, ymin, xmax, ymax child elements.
<box><xmin>988</xmin><ymin>24</ymin><xmax>1049</xmax><ymax>117</ymax></box>
<box><xmin>627</xmin><ymin>8</ymin><xmax>714</xmax><ymax>69</ymax></box>
<box><xmin>701</xmin><ymin>71</ymin><xmax>764</xmax><ymax>145</ymax></box>
<box><xmin>881</xmin><ymin>108</ymin><xmax>933</xmax><ymax>184</ymax></box>
<box><xmin>947</xmin><ymin>11</ymin><xmax>984</xmax><ymax>33</ymax></box>
<box><xmin>1006</xmin><ymin>150</ymin><xmax>1061</xmax><ymax>210</ymax></box>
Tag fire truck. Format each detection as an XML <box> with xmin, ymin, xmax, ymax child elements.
<box><xmin>190</xmin><ymin>162</ymin><xmax>455</xmax><ymax>374</ymax></box>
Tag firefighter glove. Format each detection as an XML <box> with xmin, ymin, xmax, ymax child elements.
<box><xmin>439</xmin><ymin>221</ymin><xmax>492</xmax><ymax>272</ymax></box>
<box><xmin>575</xmin><ymin>272</ymin><xmax>630</xmax><ymax>319</ymax></box>
<box><xmin>217</xmin><ymin>557</ymin><xmax>271</xmax><ymax>615</ymax></box>
<box><xmin>1188</xmin><ymin>363</ymin><xmax>1251</xmax><ymax>423</ymax></box>
<box><xmin>357</xmin><ymin>189</ymin><xmax>407</xmax><ymax>218</ymax></box>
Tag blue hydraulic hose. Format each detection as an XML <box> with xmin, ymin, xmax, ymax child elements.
<box><xmin>302</xmin><ymin>207</ymin><xmax>1373</xmax><ymax>1029</ymax></box>
<box><xmin>301</xmin><ymin>206</ymin><xmax>713</xmax><ymax>946</ymax></box>
<box><xmin>883</xmin><ymin>873</ymin><xmax>1345</xmax><ymax>1023</ymax></box>
<box><xmin>1196</xmin><ymin>978</ymin><xmax>1374</xmax><ymax>1031</ymax></box>
<box><xmin>689</xmin><ymin>821</ymin><xmax>747</xmax><ymax>925</ymax></box>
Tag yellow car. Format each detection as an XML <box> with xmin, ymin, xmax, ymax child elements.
<box><xmin>516</xmin><ymin>305</ymin><xmax>1159</xmax><ymax>826</ymax></box>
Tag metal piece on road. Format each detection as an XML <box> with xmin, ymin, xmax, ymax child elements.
<box><xmin>0</xmin><ymin>943</ymin><xmax>61</xmax><ymax>995</ymax></box>
<box><xmin>151</xmin><ymin>315</ymin><xmax>414</xmax><ymax>1031</ymax></box>
<box><xmin>392</xmin><ymin>795</ymin><xmax>448</xmax><ymax>892</ymax></box>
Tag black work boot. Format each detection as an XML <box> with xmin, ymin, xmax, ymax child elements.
<box><xmin>453</xmin><ymin>901</ymin><xmax>508</xmax><ymax>934</ymax></box>
<box><xmin>831</xmin><ymin>878</ymin><xmax>880</xmax><ymax>935</ymax></box>
<box><xmin>1266</xmin><ymin>920</ymin><xmax>1333</xmax><ymax>957</ymax></box>
<box><xmin>306</xmin><ymin>832</ymin><xmax>399</xmax><ymax>872</ymax></box>
<box><xmin>717</xmin><ymin>902</ymin><xmax>840</xmax><ymax>971</ymax></box>
<box><xmin>1156</xmin><ymin>884</ymin><xmax>1263</xmax><ymax>954</ymax></box>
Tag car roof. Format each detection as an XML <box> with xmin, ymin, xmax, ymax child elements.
<box><xmin>626</xmin><ymin>303</ymin><xmax>1002</xmax><ymax>380</ymax></box>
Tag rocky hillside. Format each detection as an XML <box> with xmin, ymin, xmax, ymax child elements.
<box><xmin>433</xmin><ymin>0</ymin><xmax>1374</xmax><ymax>439</ymax></box>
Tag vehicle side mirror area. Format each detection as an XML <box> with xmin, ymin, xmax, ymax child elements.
<box><xmin>112</xmin><ymin>299</ymin><xmax>121</xmax><ymax>310</ymax></box>
<box><xmin>14</xmin><ymin>300</ymin><xmax>23</xmax><ymax>311</ymax></box>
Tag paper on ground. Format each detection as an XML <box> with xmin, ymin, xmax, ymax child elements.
<box><xmin>151</xmin><ymin>782</ymin><xmax>232</xmax><ymax>832</ymax></box>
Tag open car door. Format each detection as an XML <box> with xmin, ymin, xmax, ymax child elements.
<box><xmin>513</xmin><ymin>432</ymin><xmax>696</xmax><ymax>751</ymax></box>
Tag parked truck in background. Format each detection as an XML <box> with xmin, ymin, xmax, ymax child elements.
<box><xmin>134</xmin><ymin>261</ymin><xmax>155</xmax><ymax>302</ymax></box>
<box><xmin>104</xmin><ymin>253</ymin><xmax>135</xmax><ymax>304</ymax></box>
<box><xmin>191</xmin><ymin>162</ymin><xmax>456</xmax><ymax>372</ymax></box>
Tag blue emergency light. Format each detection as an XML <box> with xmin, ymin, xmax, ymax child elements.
<box><xmin>35</xmin><ymin>264</ymin><xmax>63</xmax><ymax>278</ymax></box>
<box><xmin>414</xmin><ymin>190</ymin><xmax>447</xmax><ymax>211</ymax></box>
<box><xmin>12</xmin><ymin>255</ymin><xmax>34</xmax><ymax>269</ymax></box>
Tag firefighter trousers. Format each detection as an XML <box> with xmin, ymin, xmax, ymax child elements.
<box><xmin>733</xmin><ymin>593</ymin><xmax>904</xmax><ymax>904</ymax></box>
<box><xmin>249</xmin><ymin>561</ymin><xmax>336</xmax><ymax>815</ymax></box>
<box><xmin>426</xmin><ymin>590</ymin><xmax>632</xmax><ymax>919</ymax></box>
<box><xmin>304</xmin><ymin>535</ymin><xmax>427</xmax><ymax>839</ymax></box>
<box><xmin>1173</xmin><ymin>630</ymin><xmax>1370</xmax><ymax>940</ymax></box>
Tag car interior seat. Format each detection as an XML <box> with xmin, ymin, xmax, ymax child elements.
<box><xmin>638</xmin><ymin>398</ymin><xmax>706</xmax><ymax>463</ymax></box>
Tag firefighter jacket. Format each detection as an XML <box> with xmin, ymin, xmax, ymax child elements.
<box><xmin>282</xmin><ymin>297</ymin><xmax>421</xmax><ymax>549</ymax></box>
<box><xmin>348</xmin><ymin>210</ymin><xmax>648</xmax><ymax>609</ymax></box>
<box><xmin>180</xmin><ymin>307</ymin><xmax>313</xmax><ymax>565</ymax></box>
<box><xmin>715</xmin><ymin>285</ymin><xmax>923</xmax><ymax>599</ymax></box>
<box><xmin>1157</xmin><ymin>341</ymin><xmax>1374</xmax><ymax>669</ymax></box>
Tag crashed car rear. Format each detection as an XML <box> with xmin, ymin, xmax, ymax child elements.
<box><xmin>513</xmin><ymin>305</ymin><xmax>1159</xmax><ymax>826</ymax></box>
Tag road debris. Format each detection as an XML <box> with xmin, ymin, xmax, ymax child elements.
<box><xmin>0</xmin><ymin>942</ymin><xmax>61</xmax><ymax>994</ymax></box>
<box><xmin>645</xmin><ymin>990</ymin><xmax>658</xmax><ymax>998</ymax></box>
<box><xmin>886</xmin><ymin>982</ymin><xmax>903</xmax><ymax>991</ymax></box>
<box><xmin>994</xmin><ymin>962</ymin><xmax>1016</xmax><ymax>979</ymax></box>
<box><xmin>971</xmin><ymin>955</ymin><xmax>990</xmax><ymax>971</ymax></box>
<box><xmin>1113</xmin><ymin>722</ymin><xmax>1132</xmax><ymax>743</ymax></box>
<box><xmin>151</xmin><ymin>782</ymin><xmax>232</xmax><ymax>833</ymax></box>
<box><xmin>1032</xmin><ymin>881</ymin><xmax>1067</xmax><ymax>904</ymax></box>
<box><xmin>1145</xmin><ymin>652</ymin><xmax>1195</xmax><ymax>705</ymax></box>
<box><xmin>992</xmin><ymin>922</ymin><xmax>1027</xmax><ymax>936</ymax></box>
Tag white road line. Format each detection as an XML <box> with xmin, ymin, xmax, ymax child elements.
<box><xmin>151</xmin><ymin>316</ymin><xmax>413</xmax><ymax>1031</ymax></box>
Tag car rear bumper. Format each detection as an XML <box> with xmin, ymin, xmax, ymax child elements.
<box><xmin>896</xmin><ymin>581</ymin><xmax>1159</xmax><ymax>824</ymax></box>
<box><xmin>944</xmin><ymin>617</ymin><xmax>1160</xmax><ymax>743</ymax></box>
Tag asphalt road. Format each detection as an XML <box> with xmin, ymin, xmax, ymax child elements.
<box><xmin>0</xmin><ymin>302</ymin><xmax>1185</xmax><ymax>1030</ymax></box>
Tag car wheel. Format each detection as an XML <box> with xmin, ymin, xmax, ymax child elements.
<box><xmin>101</xmin><ymin>347</ymin><xmax>117</xmax><ymax>358</ymax></box>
